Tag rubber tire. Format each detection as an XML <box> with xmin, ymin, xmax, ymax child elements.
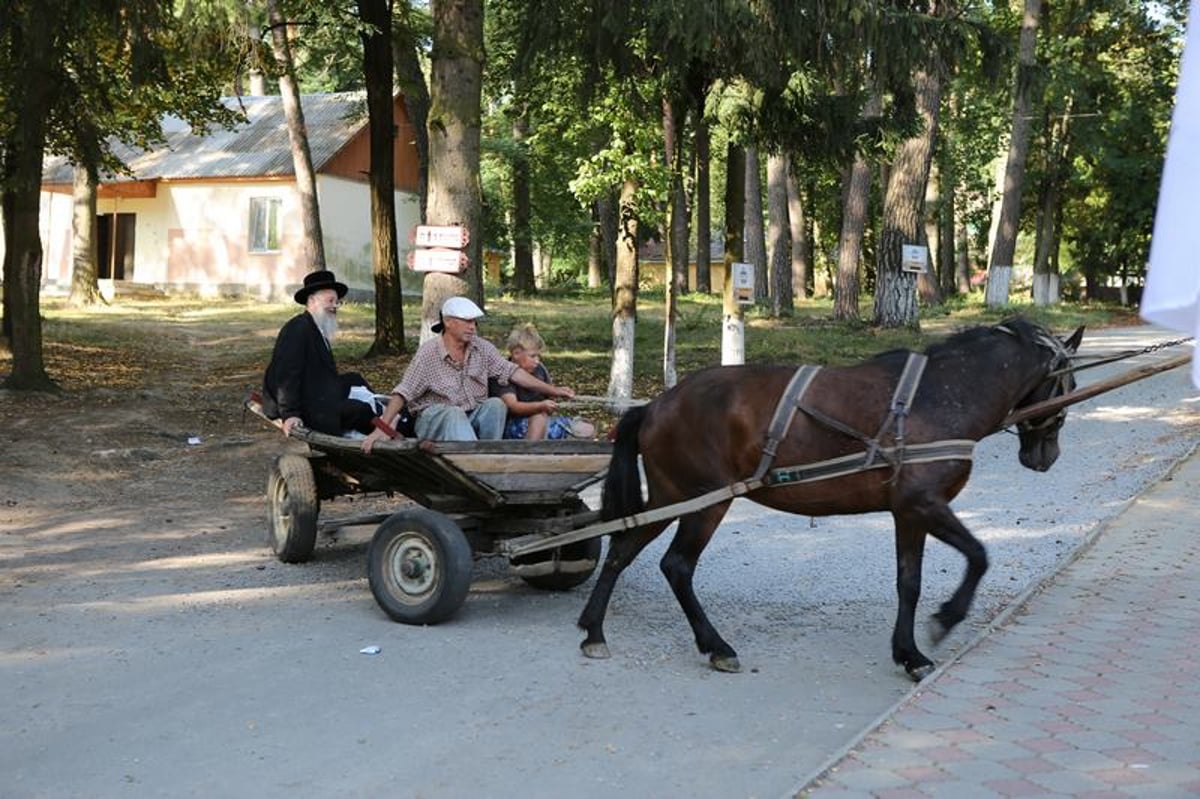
<box><xmin>266</xmin><ymin>453</ymin><xmax>319</xmax><ymax>563</ymax></box>
<box><xmin>513</xmin><ymin>537</ymin><xmax>602</xmax><ymax>591</ymax></box>
<box><xmin>368</xmin><ymin>509</ymin><xmax>473</xmax><ymax>625</ymax></box>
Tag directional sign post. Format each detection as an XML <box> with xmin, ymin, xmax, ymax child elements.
<box><xmin>409</xmin><ymin>225</ymin><xmax>470</xmax><ymax>274</ymax></box>
<box><xmin>412</xmin><ymin>225</ymin><xmax>470</xmax><ymax>249</ymax></box>
<box><xmin>407</xmin><ymin>248</ymin><xmax>470</xmax><ymax>273</ymax></box>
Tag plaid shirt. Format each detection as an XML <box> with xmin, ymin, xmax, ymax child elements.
<box><xmin>393</xmin><ymin>334</ymin><xmax>518</xmax><ymax>414</ymax></box>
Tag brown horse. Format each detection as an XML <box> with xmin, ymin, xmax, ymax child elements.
<box><xmin>584</xmin><ymin>318</ymin><xmax>1084</xmax><ymax>680</ymax></box>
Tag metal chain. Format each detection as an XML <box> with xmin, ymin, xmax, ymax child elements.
<box><xmin>1056</xmin><ymin>336</ymin><xmax>1194</xmax><ymax>376</ymax></box>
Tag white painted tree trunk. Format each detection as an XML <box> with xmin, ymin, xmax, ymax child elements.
<box><xmin>985</xmin><ymin>265</ymin><xmax>1013</xmax><ymax>306</ymax></box>
<box><xmin>722</xmin><ymin>314</ymin><xmax>745</xmax><ymax>365</ymax></box>
<box><xmin>608</xmin><ymin>315</ymin><xmax>636</xmax><ymax>404</ymax></box>
<box><xmin>1033</xmin><ymin>273</ymin><xmax>1060</xmax><ymax>305</ymax></box>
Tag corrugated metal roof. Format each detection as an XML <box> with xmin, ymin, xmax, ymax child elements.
<box><xmin>43</xmin><ymin>92</ymin><xmax>368</xmax><ymax>184</ymax></box>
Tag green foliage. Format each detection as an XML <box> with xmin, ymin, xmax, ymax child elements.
<box><xmin>36</xmin><ymin>1</ymin><xmax>245</xmax><ymax>173</ymax></box>
<box><xmin>1032</xmin><ymin>0</ymin><xmax>1184</xmax><ymax>284</ymax></box>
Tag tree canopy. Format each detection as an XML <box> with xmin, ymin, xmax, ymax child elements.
<box><xmin>1</xmin><ymin>0</ymin><xmax>1186</xmax><ymax>386</ymax></box>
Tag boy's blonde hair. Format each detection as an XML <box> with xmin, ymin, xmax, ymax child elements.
<box><xmin>506</xmin><ymin>323</ymin><xmax>545</xmax><ymax>354</ymax></box>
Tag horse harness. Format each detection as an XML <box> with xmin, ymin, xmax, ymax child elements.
<box><xmin>561</xmin><ymin>355</ymin><xmax>977</xmax><ymax>544</ymax></box>
<box><xmin>748</xmin><ymin>353</ymin><xmax>976</xmax><ymax>489</ymax></box>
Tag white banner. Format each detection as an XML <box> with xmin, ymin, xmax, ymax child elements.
<box><xmin>1142</xmin><ymin>0</ymin><xmax>1200</xmax><ymax>387</ymax></box>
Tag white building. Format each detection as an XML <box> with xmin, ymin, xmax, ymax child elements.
<box><xmin>29</xmin><ymin>92</ymin><xmax>421</xmax><ymax>301</ymax></box>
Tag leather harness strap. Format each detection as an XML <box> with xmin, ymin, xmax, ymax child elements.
<box><xmin>765</xmin><ymin>439</ymin><xmax>976</xmax><ymax>487</ymax></box>
<box><xmin>750</xmin><ymin>365</ymin><xmax>822</xmax><ymax>481</ymax></box>
<box><xmin>755</xmin><ymin>353</ymin><xmax>930</xmax><ymax>481</ymax></box>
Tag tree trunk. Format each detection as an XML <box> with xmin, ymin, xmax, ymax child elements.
<box><xmin>607</xmin><ymin>178</ymin><xmax>639</xmax><ymax>402</ymax></box>
<box><xmin>833</xmin><ymin>90</ymin><xmax>880</xmax><ymax>320</ymax></box>
<box><xmin>722</xmin><ymin>142</ymin><xmax>745</xmax><ymax>365</ymax></box>
<box><xmin>423</xmin><ymin>0</ymin><xmax>485</xmax><ymax>338</ymax></box>
<box><xmin>723</xmin><ymin>143</ymin><xmax>745</xmax><ymax>265</ymax></box>
<box><xmin>1032</xmin><ymin>101</ymin><xmax>1072</xmax><ymax>306</ymax></box>
<box><xmin>394</xmin><ymin>6</ymin><xmax>431</xmax><ymax>222</ymax></box>
<box><xmin>2</xmin><ymin>1</ymin><xmax>57</xmax><ymax>390</ymax></box>
<box><xmin>359</xmin><ymin>0</ymin><xmax>405</xmax><ymax>356</ymax></box>
<box><xmin>586</xmin><ymin>201</ymin><xmax>603</xmax><ymax>288</ymax></box>
<box><xmin>955</xmin><ymin>221</ymin><xmax>971</xmax><ymax>294</ymax></box>
<box><xmin>766</xmin><ymin>152</ymin><xmax>792</xmax><ymax>317</ymax></box>
<box><xmin>510</xmin><ymin>109</ymin><xmax>536</xmax><ymax>294</ymax></box>
<box><xmin>663</xmin><ymin>97</ymin><xmax>689</xmax><ymax>299</ymax></box>
<box><xmin>662</xmin><ymin>97</ymin><xmax>687</xmax><ymax>388</ymax></box>
<box><xmin>597</xmin><ymin>192</ymin><xmax>617</xmax><ymax>289</ymax></box>
<box><xmin>985</xmin><ymin>0</ymin><xmax>1042</xmax><ymax>308</ymax></box>
<box><xmin>785</xmin><ymin>159</ymin><xmax>809</xmax><ymax>302</ymax></box>
<box><xmin>917</xmin><ymin>162</ymin><xmax>942</xmax><ymax>307</ymax></box>
<box><xmin>1032</xmin><ymin>173</ymin><xmax>1063</xmax><ymax>305</ymax></box>
<box><xmin>2</xmin><ymin>191</ymin><xmax>12</xmax><ymax>346</ymax></box>
<box><xmin>937</xmin><ymin>147</ymin><xmax>958</xmax><ymax>298</ymax></box>
<box><xmin>694</xmin><ymin>110</ymin><xmax>712</xmax><ymax>293</ymax></box>
<box><xmin>834</xmin><ymin>155</ymin><xmax>870</xmax><ymax>321</ymax></box>
<box><xmin>69</xmin><ymin>163</ymin><xmax>104</xmax><ymax>306</ymax></box>
<box><xmin>269</xmin><ymin>0</ymin><xmax>326</xmax><ymax>271</ymax></box>
<box><xmin>744</xmin><ymin>146</ymin><xmax>767</xmax><ymax>302</ymax></box>
<box><xmin>874</xmin><ymin>68</ymin><xmax>942</xmax><ymax>329</ymax></box>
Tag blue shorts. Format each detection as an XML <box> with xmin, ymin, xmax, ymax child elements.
<box><xmin>503</xmin><ymin>415</ymin><xmax>574</xmax><ymax>440</ymax></box>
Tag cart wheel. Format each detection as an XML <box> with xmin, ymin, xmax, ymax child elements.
<box><xmin>266</xmin><ymin>454</ymin><xmax>320</xmax><ymax>563</ymax></box>
<box><xmin>368</xmin><ymin>509</ymin><xmax>473</xmax><ymax>625</ymax></box>
<box><xmin>511</xmin><ymin>537</ymin><xmax>602</xmax><ymax>591</ymax></box>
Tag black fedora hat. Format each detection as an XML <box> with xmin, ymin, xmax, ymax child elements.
<box><xmin>294</xmin><ymin>270</ymin><xmax>349</xmax><ymax>304</ymax></box>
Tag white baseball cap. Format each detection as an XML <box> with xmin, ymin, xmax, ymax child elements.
<box><xmin>432</xmin><ymin>296</ymin><xmax>484</xmax><ymax>332</ymax></box>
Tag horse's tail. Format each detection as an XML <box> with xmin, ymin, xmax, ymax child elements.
<box><xmin>601</xmin><ymin>404</ymin><xmax>648</xmax><ymax>521</ymax></box>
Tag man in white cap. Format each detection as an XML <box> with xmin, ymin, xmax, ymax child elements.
<box><xmin>262</xmin><ymin>269</ymin><xmax>378</xmax><ymax>437</ymax></box>
<box><xmin>362</xmin><ymin>296</ymin><xmax>575</xmax><ymax>449</ymax></box>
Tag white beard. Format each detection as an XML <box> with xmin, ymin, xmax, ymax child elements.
<box><xmin>311</xmin><ymin>307</ymin><xmax>338</xmax><ymax>344</ymax></box>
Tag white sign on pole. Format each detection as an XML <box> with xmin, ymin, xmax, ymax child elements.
<box><xmin>901</xmin><ymin>245</ymin><xmax>929</xmax><ymax>274</ymax></box>
<box><xmin>407</xmin><ymin>248</ymin><xmax>470</xmax><ymax>273</ymax></box>
<box><xmin>411</xmin><ymin>225</ymin><xmax>470</xmax><ymax>249</ymax></box>
<box><xmin>731</xmin><ymin>261</ymin><xmax>755</xmax><ymax>304</ymax></box>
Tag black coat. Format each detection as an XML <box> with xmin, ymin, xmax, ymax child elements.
<box><xmin>262</xmin><ymin>312</ymin><xmax>367</xmax><ymax>435</ymax></box>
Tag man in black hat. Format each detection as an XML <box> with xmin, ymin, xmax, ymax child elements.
<box><xmin>261</xmin><ymin>270</ymin><xmax>377</xmax><ymax>437</ymax></box>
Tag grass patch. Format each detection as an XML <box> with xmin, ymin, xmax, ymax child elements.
<box><xmin>8</xmin><ymin>290</ymin><xmax>1141</xmax><ymax>399</ymax></box>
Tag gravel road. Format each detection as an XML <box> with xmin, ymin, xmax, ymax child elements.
<box><xmin>1</xmin><ymin>323</ymin><xmax>1195</xmax><ymax>799</ymax></box>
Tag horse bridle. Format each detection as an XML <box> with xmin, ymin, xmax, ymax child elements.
<box><xmin>1005</xmin><ymin>324</ymin><xmax>1073</xmax><ymax>435</ymax></box>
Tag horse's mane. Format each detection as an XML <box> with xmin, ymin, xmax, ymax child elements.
<box><xmin>869</xmin><ymin>317</ymin><xmax>1045</xmax><ymax>365</ymax></box>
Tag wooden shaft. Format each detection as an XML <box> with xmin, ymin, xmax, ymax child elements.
<box><xmin>1001</xmin><ymin>352</ymin><xmax>1192</xmax><ymax>430</ymax></box>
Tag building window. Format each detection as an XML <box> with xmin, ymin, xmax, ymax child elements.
<box><xmin>248</xmin><ymin>197</ymin><xmax>282</xmax><ymax>252</ymax></box>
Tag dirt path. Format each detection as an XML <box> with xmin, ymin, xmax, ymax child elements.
<box><xmin>1</xmin><ymin>314</ymin><xmax>1195</xmax><ymax>799</ymax></box>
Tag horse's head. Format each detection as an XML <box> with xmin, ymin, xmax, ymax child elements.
<box><xmin>1013</xmin><ymin>324</ymin><xmax>1085</xmax><ymax>472</ymax></box>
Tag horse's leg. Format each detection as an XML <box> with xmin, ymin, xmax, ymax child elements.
<box><xmin>577</xmin><ymin>520</ymin><xmax>672</xmax><ymax>659</ymax></box>
<box><xmin>891</xmin><ymin>520</ymin><xmax>935</xmax><ymax>681</ymax></box>
<box><xmin>923</xmin><ymin>504</ymin><xmax>989</xmax><ymax>642</ymax></box>
<box><xmin>659</xmin><ymin>501</ymin><xmax>740</xmax><ymax>672</ymax></box>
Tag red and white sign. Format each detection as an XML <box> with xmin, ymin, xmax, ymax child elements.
<box><xmin>408</xmin><ymin>248</ymin><xmax>470</xmax><ymax>273</ymax></box>
<box><xmin>411</xmin><ymin>225</ymin><xmax>470</xmax><ymax>249</ymax></box>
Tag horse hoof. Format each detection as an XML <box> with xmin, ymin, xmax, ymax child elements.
<box><xmin>581</xmin><ymin>641</ymin><xmax>611</xmax><ymax>660</ymax></box>
<box><xmin>710</xmin><ymin>654</ymin><xmax>741</xmax><ymax>673</ymax></box>
<box><xmin>907</xmin><ymin>662</ymin><xmax>936</xmax><ymax>682</ymax></box>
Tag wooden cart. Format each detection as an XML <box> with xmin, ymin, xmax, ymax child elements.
<box><xmin>249</xmin><ymin>400</ymin><xmax>611</xmax><ymax>625</ymax></box>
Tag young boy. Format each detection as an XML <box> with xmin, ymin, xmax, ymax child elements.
<box><xmin>490</xmin><ymin>323</ymin><xmax>595</xmax><ymax>440</ymax></box>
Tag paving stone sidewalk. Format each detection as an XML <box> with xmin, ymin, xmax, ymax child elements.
<box><xmin>794</xmin><ymin>446</ymin><xmax>1200</xmax><ymax>799</ymax></box>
